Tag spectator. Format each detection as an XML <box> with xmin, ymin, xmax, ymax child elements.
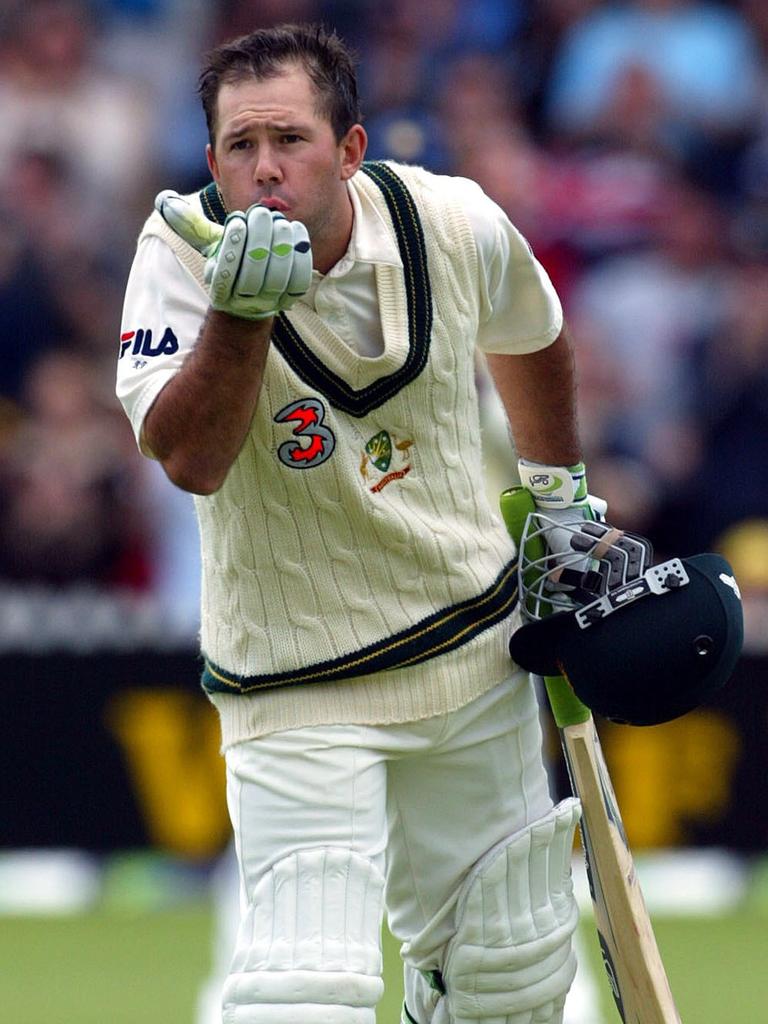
<box><xmin>0</xmin><ymin>206</ymin><xmax>68</xmax><ymax>405</ymax></box>
<box><xmin>0</xmin><ymin>0</ymin><xmax>154</xmax><ymax>205</ymax></box>
<box><xmin>568</xmin><ymin>177</ymin><xmax>733</xmax><ymax>477</ymax></box>
<box><xmin>655</xmin><ymin>262</ymin><xmax>768</xmax><ymax>554</ymax></box>
<box><xmin>513</xmin><ymin>0</ymin><xmax>602</xmax><ymax>136</ymax></box>
<box><xmin>0</xmin><ymin>350</ymin><xmax>149</xmax><ymax>587</ymax></box>
<box><xmin>2</xmin><ymin>147</ymin><xmax>131</xmax><ymax>366</ymax></box>
<box><xmin>362</xmin><ymin>2</ymin><xmax>524</xmax><ymax>168</ymax></box>
<box><xmin>544</xmin><ymin>0</ymin><xmax>763</xmax><ymax>192</ymax></box>
<box><xmin>435</xmin><ymin>51</ymin><xmax>523</xmax><ymax>163</ymax></box>
<box><xmin>96</xmin><ymin>0</ymin><xmax>215</xmax><ymax>191</ymax></box>
<box><xmin>358</xmin><ymin>22</ymin><xmax>449</xmax><ymax>168</ymax></box>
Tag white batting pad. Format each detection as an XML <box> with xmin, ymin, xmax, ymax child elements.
<box><xmin>441</xmin><ymin>798</ymin><xmax>582</xmax><ymax>1024</ymax></box>
<box><xmin>223</xmin><ymin>847</ymin><xmax>384</xmax><ymax>1024</ymax></box>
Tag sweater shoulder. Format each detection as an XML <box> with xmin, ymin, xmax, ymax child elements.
<box><xmin>368</xmin><ymin>161</ymin><xmax>478</xmax><ymax>265</ymax></box>
<box><xmin>137</xmin><ymin>189</ymin><xmax>202</xmax><ymax>242</ymax></box>
<box><xmin>137</xmin><ymin>192</ymin><xmax>207</xmax><ymax>289</ymax></box>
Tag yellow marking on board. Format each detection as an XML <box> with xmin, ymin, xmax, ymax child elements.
<box><xmin>105</xmin><ymin>690</ymin><xmax>229</xmax><ymax>858</ymax></box>
<box><xmin>602</xmin><ymin>710</ymin><xmax>741</xmax><ymax>848</ymax></box>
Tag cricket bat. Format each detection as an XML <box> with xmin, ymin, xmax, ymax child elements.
<box><xmin>500</xmin><ymin>486</ymin><xmax>682</xmax><ymax>1024</ymax></box>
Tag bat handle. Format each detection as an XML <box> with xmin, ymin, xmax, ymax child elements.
<box><xmin>500</xmin><ymin>487</ymin><xmax>593</xmax><ymax>728</ymax></box>
<box><xmin>499</xmin><ymin>485</ymin><xmax>537</xmax><ymax>551</ymax></box>
<box><xmin>543</xmin><ymin>674</ymin><xmax>592</xmax><ymax>728</ymax></box>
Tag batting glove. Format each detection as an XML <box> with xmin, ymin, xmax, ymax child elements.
<box><xmin>518</xmin><ymin>459</ymin><xmax>608</xmax><ymax>597</ymax></box>
<box><xmin>155</xmin><ymin>190</ymin><xmax>312</xmax><ymax>321</ymax></box>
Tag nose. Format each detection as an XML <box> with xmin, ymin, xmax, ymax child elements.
<box><xmin>252</xmin><ymin>144</ymin><xmax>282</xmax><ymax>185</ymax></box>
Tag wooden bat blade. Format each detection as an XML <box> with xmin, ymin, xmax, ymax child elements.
<box><xmin>562</xmin><ymin>716</ymin><xmax>682</xmax><ymax>1024</ymax></box>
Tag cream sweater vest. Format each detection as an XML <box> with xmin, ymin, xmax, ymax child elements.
<box><xmin>142</xmin><ymin>162</ymin><xmax>520</xmax><ymax>746</ymax></box>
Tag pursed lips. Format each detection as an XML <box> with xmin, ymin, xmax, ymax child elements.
<box><xmin>257</xmin><ymin>195</ymin><xmax>289</xmax><ymax>213</ymax></box>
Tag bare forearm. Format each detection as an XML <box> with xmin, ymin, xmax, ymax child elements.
<box><xmin>144</xmin><ymin>310</ymin><xmax>272</xmax><ymax>494</ymax></box>
<box><xmin>486</xmin><ymin>326</ymin><xmax>582</xmax><ymax>467</ymax></box>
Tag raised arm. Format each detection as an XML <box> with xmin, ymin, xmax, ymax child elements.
<box><xmin>143</xmin><ymin>310</ymin><xmax>272</xmax><ymax>495</ymax></box>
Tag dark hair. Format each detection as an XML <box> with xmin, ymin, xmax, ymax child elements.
<box><xmin>199</xmin><ymin>23</ymin><xmax>361</xmax><ymax>146</ymax></box>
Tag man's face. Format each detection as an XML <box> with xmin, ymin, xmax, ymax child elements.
<box><xmin>207</xmin><ymin>63</ymin><xmax>364</xmax><ymax>253</ymax></box>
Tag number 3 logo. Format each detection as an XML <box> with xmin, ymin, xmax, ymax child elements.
<box><xmin>274</xmin><ymin>398</ymin><xmax>336</xmax><ymax>469</ymax></box>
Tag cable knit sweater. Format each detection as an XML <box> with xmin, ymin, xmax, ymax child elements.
<box><xmin>126</xmin><ymin>162</ymin><xmax>549</xmax><ymax>746</ymax></box>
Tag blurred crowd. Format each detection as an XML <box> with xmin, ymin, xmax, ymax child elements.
<box><xmin>1</xmin><ymin>0</ymin><xmax>767</xmax><ymax>639</ymax></box>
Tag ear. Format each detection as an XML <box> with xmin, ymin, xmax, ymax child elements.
<box><xmin>206</xmin><ymin>143</ymin><xmax>219</xmax><ymax>182</ymax></box>
<box><xmin>339</xmin><ymin>124</ymin><xmax>367</xmax><ymax>181</ymax></box>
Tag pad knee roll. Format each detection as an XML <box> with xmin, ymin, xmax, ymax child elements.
<box><xmin>223</xmin><ymin>847</ymin><xmax>385</xmax><ymax>1024</ymax></box>
<box><xmin>442</xmin><ymin>798</ymin><xmax>581</xmax><ymax>1024</ymax></box>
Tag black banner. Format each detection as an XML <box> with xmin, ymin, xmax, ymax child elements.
<box><xmin>552</xmin><ymin>653</ymin><xmax>768</xmax><ymax>852</ymax></box>
<box><xmin>2</xmin><ymin>643</ymin><xmax>229</xmax><ymax>857</ymax></box>
<box><xmin>1</xmin><ymin>589</ymin><xmax>766</xmax><ymax>855</ymax></box>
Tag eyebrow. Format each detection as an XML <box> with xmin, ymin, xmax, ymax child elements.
<box><xmin>222</xmin><ymin>121</ymin><xmax>309</xmax><ymax>143</ymax></box>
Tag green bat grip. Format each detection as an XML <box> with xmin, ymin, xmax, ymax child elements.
<box><xmin>499</xmin><ymin>486</ymin><xmax>591</xmax><ymax>728</ymax></box>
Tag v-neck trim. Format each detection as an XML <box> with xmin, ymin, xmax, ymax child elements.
<box><xmin>198</xmin><ymin>162</ymin><xmax>433</xmax><ymax>417</ymax></box>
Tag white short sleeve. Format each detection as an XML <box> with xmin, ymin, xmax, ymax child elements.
<box><xmin>442</xmin><ymin>177</ymin><xmax>563</xmax><ymax>354</ymax></box>
<box><xmin>117</xmin><ymin>234</ymin><xmax>208</xmax><ymax>453</ymax></box>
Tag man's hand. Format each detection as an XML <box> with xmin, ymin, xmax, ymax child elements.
<box><xmin>518</xmin><ymin>459</ymin><xmax>608</xmax><ymax>603</ymax></box>
<box><xmin>155</xmin><ymin>190</ymin><xmax>313</xmax><ymax>321</ymax></box>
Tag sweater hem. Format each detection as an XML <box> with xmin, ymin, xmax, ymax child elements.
<box><xmin>208</xmin><ymin>613</ymin><xmax>522</xmax><ymax>748</ymax></box>
<box><xmin>202</xmin><ymin>557</ymin><xmax>518</xmax><ymax>693</ymax></box>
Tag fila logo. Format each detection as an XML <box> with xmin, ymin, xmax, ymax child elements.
<box><xmin>274</xmin><ymin>398</ymin><xmax>335</xmax><ymax>469</ymax></box>
<box><xmin>719</xmin><ymin>573</ymin><xmax>742</xmax><ymax>600</ymax></box>
<box><xmin>120</xmin><ymin>327</ymin><xmax>179</xmax><ymax>360</ymax></box>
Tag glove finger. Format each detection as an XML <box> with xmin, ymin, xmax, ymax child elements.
<box><xmin>260</xmin><ymin>213</ymin><xmax>295</xmax><ymax>297</ymax></box>
<box><xmin>532</xmin><ymin>1000</ymin><xmax>555</xmax><ymax>1022</ymax></box>
<box><xmin>155</xmin><ymin>190</ymin><xmax>223</xmax><ymax>255</ymax></box>
<box><xmin>208</xmin><ymin>213</ymin><xmax>247</xmax><ymax>307</ymax></box>
<box><xmin>235</xmin><ymin>205</ymin><xmax>274</xmax><ymax>297</ymax></box>
<box><xmin>286</xmin><ymin>220</ymin><xmax>312</xmax><ymax>297</ymax></box>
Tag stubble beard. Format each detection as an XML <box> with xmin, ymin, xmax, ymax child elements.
<box><xmin>301</xmin><ymin>182</ymin><xmax>353</xmax><ymax>273</ymax></box>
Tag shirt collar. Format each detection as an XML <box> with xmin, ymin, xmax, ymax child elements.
<box><xmin>320</xmin><ymin>172</ymin><xmax>403</xmax><ymax>279</ymax></box>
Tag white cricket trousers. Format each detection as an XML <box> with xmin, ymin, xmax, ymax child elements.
<box><xmin>224</xmin><ymin>671</ymin><xmax>553</xmax><ymax>1023</ymax></box>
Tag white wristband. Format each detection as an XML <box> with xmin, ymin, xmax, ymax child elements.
<box><xmin>518</xmin><ymin>459</ymin><xmax>588</xmax><ymax>510</ymax></box>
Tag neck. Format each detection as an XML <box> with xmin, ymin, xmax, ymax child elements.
<box><xmin>312</xmin><ymin>186</ymin><xmax>355</xmax><ymax>275</ymax></box>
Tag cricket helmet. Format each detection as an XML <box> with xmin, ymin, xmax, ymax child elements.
<box><xmin>509</xmin><ymin>514</ymin><xmax>744</xmax><ymax>725</ymax></box>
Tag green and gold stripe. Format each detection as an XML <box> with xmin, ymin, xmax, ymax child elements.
<box><xmin>199</xmin><ymin>181</ymin><xmax>227</xmax><ymax>224</ymax></box>
<box><xmin>271</xmin><ymin>161</ymin><xmax>432</xmax><ymax>415</ymax></box>
<box><xmin>201</xmin><ymin>559</ymin><xmax>518</xmax><ymax>695</ymax></box>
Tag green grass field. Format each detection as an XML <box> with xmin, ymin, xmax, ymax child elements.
<box><xmin>3</xmin><ymin>902</ymin><xmax>767</xmax><ymax>1022</ymax></box>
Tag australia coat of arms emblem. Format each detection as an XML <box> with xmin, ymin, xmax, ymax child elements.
<box><xmin>360</xmin><ymin>430</ymin><xmax>414</xmax><ymax>492</ymax></box>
